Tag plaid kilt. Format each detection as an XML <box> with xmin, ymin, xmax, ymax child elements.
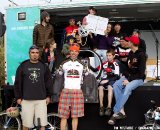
<box><xmin>58</xmin><ymin>88</ymin><xmax>84</xmax><ymax>119</ymax></box>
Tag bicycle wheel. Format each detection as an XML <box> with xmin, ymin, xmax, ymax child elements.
<box><xmin>0</xmin><ymin>112</ymin><xmax>21</xmax><ymax>130</ymax></box>
<box><xmin>79</xmin><ymin>49</ymin><xmax>103</xmax><ymax>79</ymax></box>
<box><xmin>46</xmin><ymin>113</ymin><xmax>68</xmax><ymax>130</ymax></box>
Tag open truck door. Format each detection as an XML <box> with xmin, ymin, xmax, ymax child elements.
<box><xmin>0</xmin><ymin>12</ymin><xmax>6</xmax><ymax>37</ymax></box>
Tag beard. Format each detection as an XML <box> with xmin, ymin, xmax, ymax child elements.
<box><xmin>45</xmin><ymin>19</ymin><xmax>49</xmax><ymax>23</ymax></box>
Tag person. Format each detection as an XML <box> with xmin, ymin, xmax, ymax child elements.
<box><xmin>115</xmin><ymin>36</ymin><xmax>131</xmax><ymax>75</ymax></box>
<box><xmin>61</xmin><ymin>36</ymin><xmax>76</xmax><ymax>59</ymax></box>
<box><xmin>75</xmin><ymin>33</ymin><xmax>83</xmax><ymax>47</ymax></box>
<box><xmin>33</xmin><ymin>11</ymin><xmax>54</xmax><ymax>55</ymax></box>
<box><xmin>132</xmin><ymin>29</ymin><xmax>147</xmax><ymax>54</ymax></box>
<box><xmin>41</xmin><ymin>38</ymin><xmax>57</xmax><ymax>74</ymax></box>
<box><xmin>113</xmin><ymin>23</ymin><xmax>124</xmax><ymax>47</ymax></box>
<box><xmin>14</xmin><ymin>45</ymin><xmax>53</xmax><ymax>130</ymax></box>
<box><xmin>90</xmin><ymin>23</ymin><xmax>114</xmax><ymax>66</ymax></box>
<box><xmin>91</xmin><ymin>49</ymin><xmax>120</xmax><ymax>116</ymax></box>
<box><xmin>57</xmin><ymin>43</ymin><xmax>88</xmax><ymax>130</ymax></box>
<box><xmin>61</xmin><ymin>18</ymin><xmax>78</xmax><ymax>45</ymax></box>
<box><xmin>113</xmin><ymin>23</ymin><xmax>123</xmax><ymax>38</ymax></box>
<box><xmin>81</xmin><ymin>6</ymin><xmax>97</xmax><ymax>50</ymax></box>
<box><xmin>82</xmin><ymin>6</ymin><xmax>97</xmax><ymax>25</ymax></box>
<box><xmin>108</xmin><ymin>36</ymin><xmax>146</xmax><ymax>125</ymax></box>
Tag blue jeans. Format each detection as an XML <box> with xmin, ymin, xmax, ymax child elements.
<box><xmin>95</xmin><ymin>49</ymin><xmax>107</xmax><ymax>67</ymax></box>
<box><xmin>113</xmin><ymin>77</ymin><xmax>144</xmax><ymax>113</ymax></box>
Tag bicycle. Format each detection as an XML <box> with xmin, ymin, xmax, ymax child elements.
<box><xmin>0</xmin><ymin>98</ymin><xmax>66</xmax><ymax>130</ymax></box>
<box><xmin>140</xmin><ymin>100</ymin><xmax>160</xmax><ymax>130</ymax></box>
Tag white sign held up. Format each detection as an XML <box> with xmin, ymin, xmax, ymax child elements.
<box><xmin>84</xmin><ymin>14</ymin><xmax>109</xmax><ymax>35</ymax></box>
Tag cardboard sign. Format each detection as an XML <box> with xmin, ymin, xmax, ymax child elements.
<box><xmin>84</xmin><ymin>14</ymin><xmax>109</xmax><ymax>35</ymax></box>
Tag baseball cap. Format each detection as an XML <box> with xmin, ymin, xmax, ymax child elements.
<box><xmin>69</xmin><ymin>43</ymin><xmax>80</xmax><ymax>51</ymax></box>
<box><xmin>125</xmin><ymin>36</ymin><xmax>140</xmax><ymax>45</ymax></box>
<box><xmin>29</xmin><ymin>45</ymin><xmax>39</xmax><ymax>52</ymax></box>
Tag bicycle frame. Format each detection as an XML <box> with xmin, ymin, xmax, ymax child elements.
<box><xmin>142</xmin><ymin>100</ymin><xmax>160</xmax><ymax>130</ymax></box>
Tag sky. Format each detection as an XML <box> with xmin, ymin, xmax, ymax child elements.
<box><xmin>0</xmin><ymin>0</ymin><xmax>86</xmax><ymax>13</ymax></box>
<box><xmin>0</xmin><ymin>0</ymin><xmax>31</xmax><ymax>13</ymax></box>
<box><xmin>0</xmin><ymin>0</ymin><xmax>50</xmax><ymax>13</ymax></box>
<box><xmin>0</xmin><ymin>0</ymin><xmax>10</xmax><ymax>13</ymax></box>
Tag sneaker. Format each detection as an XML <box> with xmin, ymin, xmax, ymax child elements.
<box><xmin>99</xmin><ymin>107</ymin><xmax>105</xmax><ymax>116</ymax></box>
<box><xmin>105</xmin><ymin>107</ymin><xmax>112</xmax><ymax>116</ymax></box>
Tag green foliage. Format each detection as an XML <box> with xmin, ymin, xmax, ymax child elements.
<box><xmin>0</xmin><ymin>37</ymin><xmax>5</xmax><ymax>87</ymax></box>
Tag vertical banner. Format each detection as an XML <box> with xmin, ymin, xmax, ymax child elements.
<box><xmin>6</xmin><ymin>7</ymin><xmax>40</xmax><ymax>84</ymax></box>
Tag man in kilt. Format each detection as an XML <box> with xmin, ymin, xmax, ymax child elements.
<box><xmin>57</xmin><ymin>43</ymin><xmax>88</xmax><ymax>130</ymax></box>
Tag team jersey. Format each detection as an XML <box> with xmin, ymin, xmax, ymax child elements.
<box><xmin>65</xmin><ymin>25</ymin><xmax>78</xmax><ymax>37</ymax></box>
<box><xmin>59</xmin><ymin>59</ymin><xmax>87</xmax><ymax>89</ymax></box>
<box><xmin>115</xmin><ymin>45</ymin><xmax>131</xmax><ymax>61</ymax></box>
<box><xmin>99</xmin><ymin>60</ymin><xmax>120</xmax><ymax>80</ymax></box>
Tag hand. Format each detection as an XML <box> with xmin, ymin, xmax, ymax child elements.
<box><xmin>66</xmin><ymin>54</ymin><xmax>70</xmax><ymax>58</ymax></box>
<box><xmin>93</xmin><ymin>48</ymin><xmax>97</xmax><ymax>52</ymax></box>
<box><xmin>85</xmin><ymin>72</ymin><xmax>89</xmax><ymax>76</ymax></box>
<box><xmin>57</xmin><ymin>69</ymin><xmax>63</xmax><ymax>75</ymax></box>
<box><xmin>83</xmin><ymin>21</ymin><xmax>88</xmax><ymax>25</ymax></box>
<box><xmin>46</xmin><ymin>97</ymin><xmax>50</xmax><ymax>105</ymax></box>
<box><xmin>88</xmin><ymin>32</ymin><xmax>93</xmax><ymax>38</ymax></box>
<box><xmin>120</xmin><ymin>74</ymin><xmax>124</xmax><ymax>78</ymax></box>
<box><xmin>45</xmin><ymin>63</ymin><xmax>49</xmax><ymax>66</ymax></box>
<box><xmin>122</xmin><ymin>80</ymin><xmax>129</xmax><ymax>86</ymax></box>
<box><xmin>17</xmin><ymin>99</ymin><xmax>22</xmax><ymax>105</ymax></box>
<box><xmin>100</xmin><ymin>80</ymin><xmax>109</xmax><ymax>84</ymax></box>
<box><xmin>104</xmin><ymin>29</ymin><xmax>108</xmax><ymax>35</ymax></box>
<box><xmin>6</xmin><ymin>107</ymin><xmax>14</xmax><ymax>112</ymax></box>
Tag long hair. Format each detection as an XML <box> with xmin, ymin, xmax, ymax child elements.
<box><xmin>107</xmin><ymin>23</ymin><xmax>114</xmax><ymax>37</ymax></box>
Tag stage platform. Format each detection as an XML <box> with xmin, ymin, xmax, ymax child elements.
<box><xmin>47</xmin><ymin>81</ymin><xmax>160</xmax><ymax>130</ymax></box>
<box><xmin>1</xmin><ymin>81</ymin><xmax>160</xmax><ymax>130</ymax></box>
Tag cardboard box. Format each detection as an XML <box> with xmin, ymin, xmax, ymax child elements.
<box><xmin>146</xmin><ymin>59</ymin><xmax>160</xmax><ymax>81</ymax></box>
<box><xmin>146</xmin><ymin>59</ymin><xmax>156</xmax><ymax>65</ymax></box>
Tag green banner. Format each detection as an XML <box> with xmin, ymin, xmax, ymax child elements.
<box><xmin>6</xmin><ymin>7</ymin><xmax>40</xmax><ymax>84</ymax></box>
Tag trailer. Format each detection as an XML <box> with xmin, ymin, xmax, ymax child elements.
<box><xmin>5</xmin><ymin>0</ymin><xmax>160</xmax><ymax>84</ymax></box>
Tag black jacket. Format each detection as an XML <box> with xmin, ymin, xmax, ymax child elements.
<box><xmin>124</xmin><ymin>49</ymin><xmax>146</xmax><ymax>81</ymax></box>
<box><xmin>52</xmin><ymin>73</ymin><xmax>98</xmax><ymax>103</ymax></box>
<box><xmin>139</xmin><ymin>38</ymin><xmax>146</xmax><ymax>54</ymax></box>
